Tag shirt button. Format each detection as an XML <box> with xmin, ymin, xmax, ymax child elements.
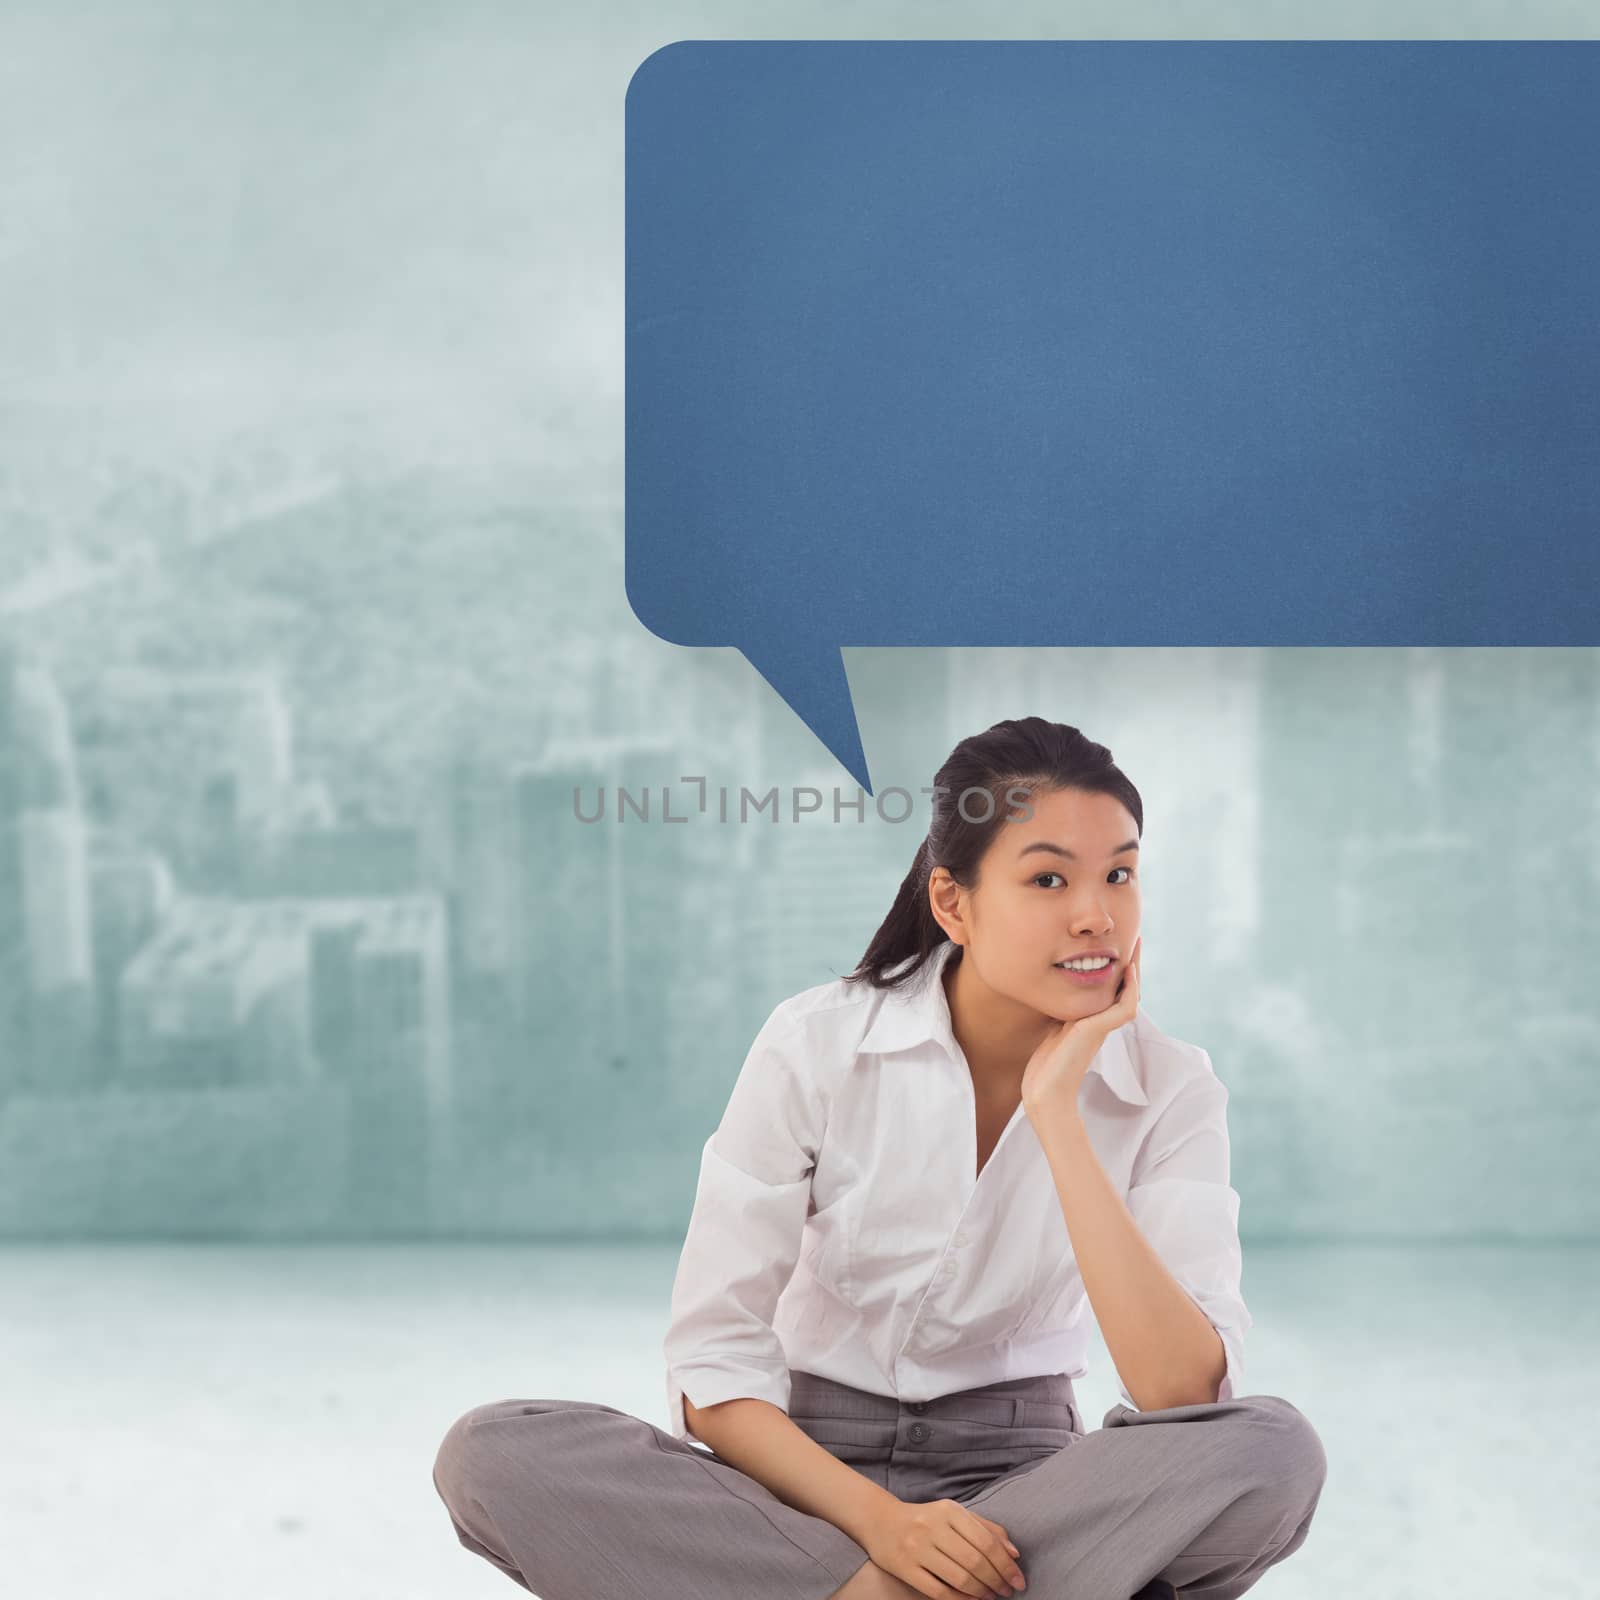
<box><xmin>908</xmin><ymin>1422</ymin><xmax>931</xmax><ymax>1443</ymax></box>
<box><xmin>953</xmin><ymin>1232</ymin><xmax>969</xmax><ymax>1247</ymax></box>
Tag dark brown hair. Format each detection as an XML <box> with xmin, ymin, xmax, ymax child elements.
<box><xmin>842</xmin><ymin>716</ymin><xmax>1143</xmax><ymax>991</ymax></box>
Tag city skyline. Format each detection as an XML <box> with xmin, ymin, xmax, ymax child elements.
<box><xmin>3</xmin><ymin>571</ymin><xmax>1597</xmax><ymax>1241</ymax></box>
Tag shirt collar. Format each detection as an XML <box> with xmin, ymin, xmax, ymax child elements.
<box><xmin>857</xmin><ymin>939</ymin><xmax>1150</xmax><ymax>1107</ymax></box>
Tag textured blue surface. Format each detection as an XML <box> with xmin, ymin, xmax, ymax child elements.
<box><xmin>626</xmin><ymin>41</ymin><xmax>1600</xmax><ymax>788</ymax></box>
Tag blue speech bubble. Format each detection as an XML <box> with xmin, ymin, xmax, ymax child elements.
<box><xmin>625</xmin><ymin>41</ymin><xmax>1600</xmax><ymax>793</ymax></box>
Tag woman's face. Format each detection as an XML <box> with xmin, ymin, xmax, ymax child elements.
<box><xmin>936</xmin><ymin>785</ymin><xmax>1142</xmax><ymax>1025</ymax></box>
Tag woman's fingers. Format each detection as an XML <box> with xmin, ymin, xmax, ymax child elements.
<box><xmin>912</xmin><ymin>1571</ymin><xmax>978</xmax><ymax>1600</ymax></box>
<box><xmin>954</xmin><ymin>1512</ymin><xmax>1026</xmax><ymax>1591</ymax></box>
<box><xmin>977</xmin><ymin>1512</ymin><xmax>1022</xmax><ymax>1562</ymax></box>
<box><xmin>936</xmin><ymin>1528</ymin><xmax>1016</xmax><ymax>1594</ymax></box>
<box><xmin>926</xmin><ymin>1543</ymin><xmax>1003</xmax><ymax>1597</ymax></box>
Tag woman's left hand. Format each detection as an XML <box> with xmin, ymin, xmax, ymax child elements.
<box><xmin>1020</xmin><ymin>935</ymin><xmax>1142</xmax><ymax>1120</ymax></box>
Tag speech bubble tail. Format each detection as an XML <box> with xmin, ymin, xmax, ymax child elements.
<box><xmin>738</xmin><ymin>639</ymin><xmax>874</xmax><ymax>795</ymax></box>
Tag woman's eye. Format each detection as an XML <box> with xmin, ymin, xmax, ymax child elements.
<box><xmin>1033</xmin><ymin>868</ymin><xmax>1134</xmax><ymax>888</ymax></box>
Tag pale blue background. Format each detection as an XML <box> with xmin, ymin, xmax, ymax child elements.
<box><xmin>2</xmin><ymin>3</ymin><xmax>1597</xmax><ymax>1597</ymax></box>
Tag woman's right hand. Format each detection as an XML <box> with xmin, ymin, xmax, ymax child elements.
<box><xmin>860</xmin><ymin>1496</ymin><xmax>1026</xmax><ymax>1598</ymax></box>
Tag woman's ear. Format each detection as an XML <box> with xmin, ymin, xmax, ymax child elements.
<box><xmin>926</xmin><ymin>866</ymin><xmax>965</xmax><ymax>945</ymax></box>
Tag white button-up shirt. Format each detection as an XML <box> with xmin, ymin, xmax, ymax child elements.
<box><xmin>663</xmin><ymin>939</ymin><xmax>1250</xmax><ymax>1447</ymax></box>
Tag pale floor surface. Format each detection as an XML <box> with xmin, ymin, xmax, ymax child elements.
<box><xmin>3</xmin><ymin>1242</ymin><xmax>1596</xmax><ymax>1599</ymax></box>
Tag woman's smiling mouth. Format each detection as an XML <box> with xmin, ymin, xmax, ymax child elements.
<box><xmin>1053</xmin><ymin>954</ymin><xmax>1117</xmax><ymax>984</ymax></box>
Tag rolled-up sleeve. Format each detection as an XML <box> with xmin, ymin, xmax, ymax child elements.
<box><xmin>1119</xmin><ymin>1052</ymin><xmax>1251</xmax><ymax>1407</ymax></box>
<box><xmin>663</xmin><ymin>1005</ymin><xmax>825</xmax><ymax>1446</ymax></box>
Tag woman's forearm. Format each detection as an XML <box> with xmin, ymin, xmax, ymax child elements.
<box><xmin>1032</xmin><ymin>1108</ymin><xmax>1228</xmax><ymax>1411</ymax></box>
<box><xmin>684</xmin><ymin>1395</ymin><xmax>895</xmax><ymax>1546</ymax></box>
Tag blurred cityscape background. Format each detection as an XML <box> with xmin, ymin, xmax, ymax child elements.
<box><xmin>4</xmin><ymin>7</ymin><xmax>1598</xmax><ymax>1598</ymax></box>
<box><xmin>1</xmin><ymin>2</ymin><xmax>1593</xmax><ymax>1250</ymax></box>
<box><xmin>4</xmin><ymin>562</ymin><xmax>1599</xmax><ymax>1241</ymax></box>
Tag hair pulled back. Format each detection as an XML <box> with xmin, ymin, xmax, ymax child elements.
<box><xmin>843</xmin><ymin>716</ymin><xmax>1143</xmax><ymax>991</ymax></box>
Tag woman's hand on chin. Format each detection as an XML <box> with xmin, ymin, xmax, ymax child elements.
<box><xmin>1020</xmin><ymin>935</ymin><xmax>1141</xmax><ymax>1120</ymax></box>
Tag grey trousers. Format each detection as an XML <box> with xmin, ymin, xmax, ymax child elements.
<box><xmin>432</xmin><ymin>1367</ymin><xmax>1326</xmax><ymax>1600</ymax></box>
